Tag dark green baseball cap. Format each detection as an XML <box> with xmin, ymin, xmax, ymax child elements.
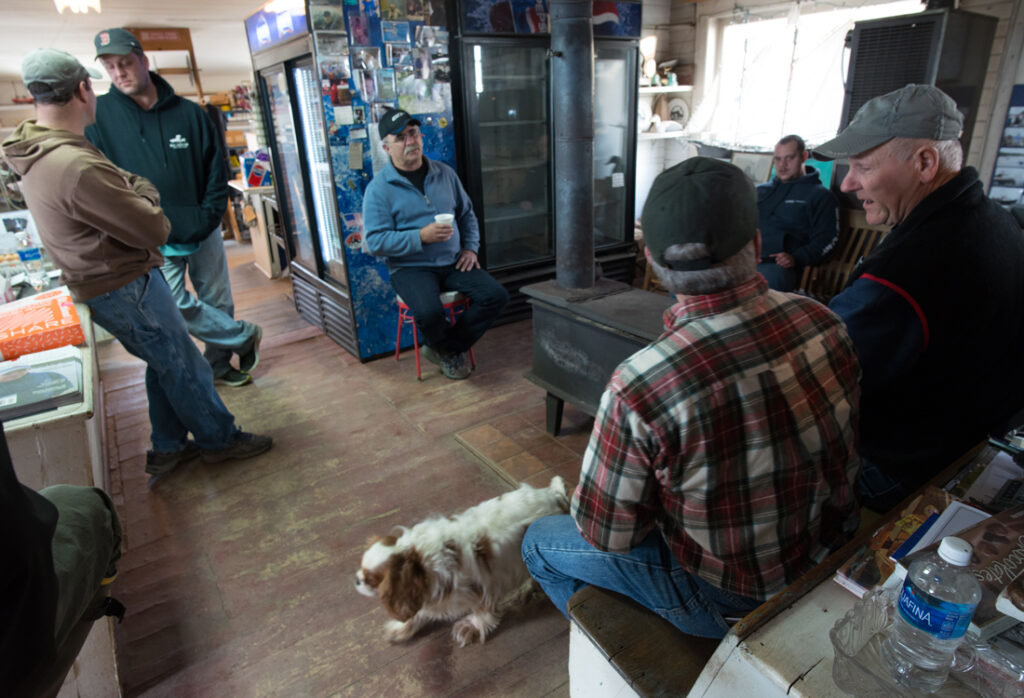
<box><xmin>21</xmin><ymin>48</ymin><xmax>101</xmax><ymax>100</ymax></box>
<box><xmin>94</xmin><ymin>28</ymin><xmax>143</xmax><ymax>58</ymax></box>
<box><xmin>813</xmin><ymin>84</ymin><xmax>963</xmax><ymax>161</ymax></box>
<box><xmin>641</xmin><ymin>157</ymin><xmax>757</xmax><ymax>272</ymax></box>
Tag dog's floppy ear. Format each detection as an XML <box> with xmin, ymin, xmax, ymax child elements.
<box><xmin>379</xmin><ymin>550</ymin><xmax>429</xmax><ymax>621</ymax></box>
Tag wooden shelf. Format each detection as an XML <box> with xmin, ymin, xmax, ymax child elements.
<box><xmin>126</xmin><ymin>27</ymin><xmax>204</xmax><ymax>101</ymax></box>
<box><xmin>639</xmin><ymin>85</ymin><xmax>693</xmax><ymax>94</ymax></box>
<box><xmin>638</xmin><ymin>131</ymin><xmax>687</xmax><ymax>141</ymax></box>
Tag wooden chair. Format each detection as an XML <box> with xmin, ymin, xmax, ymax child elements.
<box><xmin>635</xmin><ymin>219</ymin><xmax>669</xmax><ymax>294</ymax></box>
<box><xmin>798</xmin><ymin>209</ymin><xmax>889</xmax><ymax>304</ymax></box>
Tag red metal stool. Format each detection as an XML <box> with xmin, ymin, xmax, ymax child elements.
<box><xmin>395</xmin><ymin>291</ymin><xmax>476</xmax><ymax>380</ymax></box>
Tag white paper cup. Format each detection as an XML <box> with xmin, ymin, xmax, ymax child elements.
<box><xmin>434</xmin><ymin>213</ymin><xmax>455</xmax><ymax>225</ymax></box>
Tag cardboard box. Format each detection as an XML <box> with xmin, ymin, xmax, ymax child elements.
<box><xmin>0</xmin><ymin>287</ymin><xmax>84</xmax><ymax>360</ymax></box>
<box><xmin>225</xmin><ymin>130</ymin><xmax>248</xmax><ymax>148</ymax></box>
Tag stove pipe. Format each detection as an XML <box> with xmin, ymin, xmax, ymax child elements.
<box><xmin>550</xmin><ymin>0</ymin><xmax>595</xmax><ymax>289</ymax></box>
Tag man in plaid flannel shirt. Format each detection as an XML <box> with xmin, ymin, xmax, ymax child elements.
<box><xmin>522</xmin><ymin>158</ymin><xmax>862</xmax><ymax>638</ymax></box>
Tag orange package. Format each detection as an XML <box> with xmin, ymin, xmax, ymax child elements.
<box><xmin>0</xmin><ymin>286</ymin><xmax>85</xmax><ymax>360</ymax></box>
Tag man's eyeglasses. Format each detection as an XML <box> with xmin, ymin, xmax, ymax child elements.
<box><xmin>391</xmin><ymin>128</ymin><xmax>421</xmax><ymax>142</ymax></box>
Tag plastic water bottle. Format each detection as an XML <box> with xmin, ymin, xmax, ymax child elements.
<box><xmin>884</xmin><ymin>536</ymin><xmax>982</xmax><ymax>693</ymax></box>
<box><xmin>16</xmin><ymin>232</ymin><xmax>48</xmax><ymax>291</ymax></box>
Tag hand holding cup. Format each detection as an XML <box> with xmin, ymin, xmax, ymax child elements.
<box><xmin>421</xmin><ymin>213</ymin><xmax>455</xmax><ymax>244</ymax></box>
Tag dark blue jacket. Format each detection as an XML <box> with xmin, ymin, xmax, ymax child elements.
<box><xmin>85</xmin><ymin>73</ymin><xmax>227</xmax><ymax>255</ymax></box>
<box><xmin>756</xmin><ymin>166</ymin><xmax>839</xmax><ymax>267</ymax></box>
<box><xmin>830</xmin><ymin>167</ymin><xmax>1024</xmax><ymax>490</ymax></box>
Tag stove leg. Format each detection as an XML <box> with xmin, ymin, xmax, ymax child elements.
<box><xmin>545</xmin><ymin>392</ymin><xmax>565</xmax><ymax>436</ymax></box>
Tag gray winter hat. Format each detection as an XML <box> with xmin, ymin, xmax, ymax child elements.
<box><xmin>21</xmin><ymin>48</ymin><xmax>101</xmax><ymax>100</ymax></box>
<box><xmin>813</xmin><ymin>84</ymin><xmax>963</xmax><ymax>161</ymax></box>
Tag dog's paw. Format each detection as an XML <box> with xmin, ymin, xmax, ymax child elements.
<box><xmin>384</xmin><ymin>619</ymin><xmax>416</xmax><ymax>643</ymax></box>
<box><xmin>453</xmin><ymin>617</ymin><xmax>484</xmax><ymax>647</ymax></box>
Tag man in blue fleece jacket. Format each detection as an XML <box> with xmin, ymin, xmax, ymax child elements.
<box><xmin>756</xmin><ymin>135</ymin><xmax>839</xmax><ymax>291</ymax></box>
<box><xmin>86</xmin><ymin>28</ymin><xmax>262</xmax><ymax>388</ymax></box>
<box><xmin>363</xmin><ymin>109</ymin><xmax>508</xmax><ymax>380</ymax></box>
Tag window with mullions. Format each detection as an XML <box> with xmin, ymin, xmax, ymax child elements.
<box><xmin>693</xmin><ymin>0</ymin><xmax>920</xmax><ymax>150</ymax></box>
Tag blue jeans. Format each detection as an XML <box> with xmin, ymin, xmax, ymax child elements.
<box><xmin>161</xmin><ymin>230</ymin><xmax>260</xmax><ymax>377</ymax></box>
<box><xmin>521</xmin><ymin>515</ymin><xmax>762</xmax><ymax>639</ymax></box>
<box><xmin>84</xmin><ymin>270</ymin><xmax>238</xmax><ymax>452</ymax></box>
<box><xmin>389</xmin><ymin>265</ymin><xmax>509</xmax><ymax>356</ymax></box>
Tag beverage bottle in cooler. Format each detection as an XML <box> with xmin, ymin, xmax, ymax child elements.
<box><xmin>16</xmin><ymin>231</ymin><xmax>48</xmax><ymax>290</ymax></box>
<box><xmin>884</xmin><ymin>536</ymin><xmax>982</xmax><ymax>693</ymax></box>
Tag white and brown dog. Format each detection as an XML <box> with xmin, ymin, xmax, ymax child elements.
<box><xmin>355</xmin><ymin>476</ymin><xmax>568</xmax><ymax>646</ymax></box>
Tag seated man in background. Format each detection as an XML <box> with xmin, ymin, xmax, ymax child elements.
<box><xmin>756</xmin><ymin>135</ymin><xmax>840</xmax><ymax>291</ymax></box>
<box><xmin>1</xmin><ymin>424</ymin><xmax>122</xmax><ymax>698</ymax></box>
<box><xmin>522</xmin><ymin>158</ymin><xmax>861</xmax><ymax>638</ymax></box>
<box><xmin>363</xmin><ymin>108</ymin><xmax>508</xmax><ymax>380</ymax></box>
<box><xmin>816</xmin><ymin>83</ymin><xmax>1024</xmax><ymax>512</ymax></box>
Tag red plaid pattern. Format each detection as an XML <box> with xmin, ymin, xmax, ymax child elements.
<box><xmin>572</xmin><ymin>275</ymin><xmax>861</xmax><ymax>600</ymax></box>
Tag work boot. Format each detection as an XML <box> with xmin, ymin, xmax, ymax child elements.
<box><xmin>200</xmin><ymin>431</ymin><xmax>273</xmax><ymax>464</ymax></box>
<box><xmin>420</xmin><ymin>344</ymin><xmax>444</xmax><ymax>367</ymax></box>
<box><xmin>240</xmin><ymin>325</ymin><xmax>263</xmax><ymax>373</ymax></box>
<box><xmin>441</xmin><ymin>352</ymin><xmax>471</xmax><ymax>380</ymax></box>
<box><xmin>145</xmin><ymin>440</ymin><xmax>201</xmax><ymax>476</ymax></box>
<box><xmin>214</xmin><ymin>369</ymin><xmax>252</xmax><ymax>387</ymax></box>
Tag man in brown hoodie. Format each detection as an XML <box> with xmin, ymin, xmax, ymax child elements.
<box><xmin>1</xmin><ymin>49</ymin><xmax>271</xmax><ymax>481</ymax></box>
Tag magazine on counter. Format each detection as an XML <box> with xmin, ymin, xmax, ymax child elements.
<box><xmin>833</xmin><ymin>486</ymin><xmax>955</xmax><ymax>598</ymax></box>
<box><xmin>887</xmin><ymin>505</ymin><xmax>1024</xmax><ymax>640</ymax></box>
<box><xmin>0</xmin><ymin>345</ymin><xmax>83</xmax><ymax>421</ymax></box>
<box><xmin>948</xmin><ymin>442</ymin><xmax>1024</xmax><ymax>510</ymax></box>
<box><xmin>996</xmin><ymin>572</ymin><xmax>1024</xmax><ymax>624</ymax></box>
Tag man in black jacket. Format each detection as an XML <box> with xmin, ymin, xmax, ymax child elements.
<box><xmin>756</xmin><ymin>134</ymin><xmax>839</xmax><ymax>291</ymax></box>
<box><xmin>87</xmin><ymin>28</ymin><xmax>262</xmax><ymax>388</ymax></box>
<box><xmin>815</xmin><ymin>84</ymin><xmax>1024</xmax><ymax>511</ymax></box>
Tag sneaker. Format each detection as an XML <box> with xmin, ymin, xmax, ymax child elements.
<box><xmin>215</xmin><ymin>369</ymin><xmax>252</xmax><ymax>387</ymax></box>
<box><xmin>441</xmin><ymin>352</ymin><xmax>472</xmax><ymax>380</ymax></box>
<box><xmin>420</xmin><ymin>344</ymin><xmax>444</xmax><ymax>367</ymax></box>
<box><xmin>145</xmin><ymin>440</ymin><xmax>201</xmax><ymax>476</ymax></box>
<box><xmin>240</xmin><ymin>325</ymin><xmax>263</xmax><ymax>373</ymax></box>
<box><xmin>200</xmin><ymin>431</ymin><xmax>273</xmax><ymax>464</ymax></box>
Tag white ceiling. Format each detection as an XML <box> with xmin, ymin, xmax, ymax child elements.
<box><xmin>1</xmin><ymin>0</ymin><xmax>263</xmax><ymax>98</ymax></box>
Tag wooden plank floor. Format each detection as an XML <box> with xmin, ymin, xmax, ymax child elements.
<box><xmin>99</xmin><ymin>242</ymin><xmax>590</xmax><ymax>697</ymax></box>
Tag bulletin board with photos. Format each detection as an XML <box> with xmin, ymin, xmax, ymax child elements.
<box><xmin>308</xmin><ymin>0</ymin><xmax>457</xmax><ymax>359</ymax></box>
<box><xmin>990</xmin><ymin>84</ymin><xmax>1024</xmax><ymax>209</ymax></box>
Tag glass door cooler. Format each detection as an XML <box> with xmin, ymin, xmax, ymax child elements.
<box><xmin>455</xmin><ymin>2</ymin><xmax>641</xmax><ymax>319</ymax></box>
<box><xmin>247</xmin><ymin>0</ymin><xmax>435</xmax><ymax>360</ymax></box>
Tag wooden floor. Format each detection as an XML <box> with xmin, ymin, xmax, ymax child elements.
<box><xmin>98</xmin><ymin>241</ymin><xmax>598</xmax><ymax>697</ymax></box>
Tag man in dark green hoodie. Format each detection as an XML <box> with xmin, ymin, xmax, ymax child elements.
<box><xmin>86</xmin><ymin>28</ymin><xmax>261</xmax><ymax>388</ymax></box>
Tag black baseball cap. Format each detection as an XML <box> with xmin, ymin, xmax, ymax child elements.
<box><xmin>94</xmin><ymin>28</ymin><xmax>143</xmax><ymax>58</ymax></box>
<box><xmin>378</xmin><ymin>108</ymin><xmax>420</xmax><ymax>140</ymax></box>
<box><xmin>641</xmin><ymin>158</ymin><xmax>757</xmax><ymax>271</ymax></box>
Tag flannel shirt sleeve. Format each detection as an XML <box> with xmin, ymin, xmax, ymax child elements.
<box><xmin>571</xmin><ymin>383</ymin><xmax>657</xmax><ymax>553</ymax></box>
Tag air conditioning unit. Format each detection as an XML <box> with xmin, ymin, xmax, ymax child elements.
<box><xmin>841</xmin><ymin>9</ymin><xmax>996</xmax><ymax>150</ymax></box>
